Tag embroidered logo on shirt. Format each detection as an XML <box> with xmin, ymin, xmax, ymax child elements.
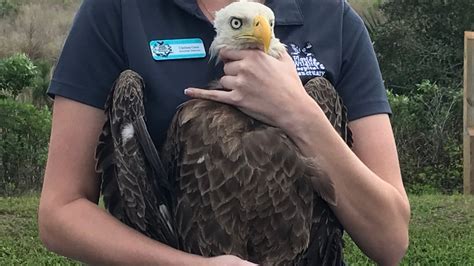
<box><xmin>289</xmin><ymin>42</ymin><xmax>326</xmax><ymax>77</ymax></box>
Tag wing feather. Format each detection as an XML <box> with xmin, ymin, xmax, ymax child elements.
<box><xmin>297</xmin><ymin>77</ymin><xmax>347</xmax><ymax>265</ymax></box>
<box><xmin>95</xmin><ymin>70</ymin><xmax>179</xmax><ymax>248</ymax></box>
<box><xmin>160</xmin><ymin>76</ymin><xmax>349</xmax><ymax>265</ymax></box>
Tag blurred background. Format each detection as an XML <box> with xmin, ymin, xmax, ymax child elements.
<box><xmin>0</xmin><ymin>0</ymin><xmax>473</xmax><ymax>264</ymax></box>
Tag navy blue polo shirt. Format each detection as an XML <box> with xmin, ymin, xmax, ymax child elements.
<box><xmin>48</xmin><ymin>0</ymin><xmax>391</xmax><ymax>148</ymax></box>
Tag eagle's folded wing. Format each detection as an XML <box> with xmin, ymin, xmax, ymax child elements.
<box><xmin>95</xmin><ymin>70</ymin><xmax>179</xmax><ymax>248</ymax></box>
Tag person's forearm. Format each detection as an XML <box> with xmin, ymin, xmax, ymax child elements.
<box><xmin>281</xmin><ymin>97</ymin><xmax>410</xmax><ymax>265</ymax></box>
<box><xmin>39</xmin><ymin>198</ymin><xmax>204</xmax><ymax>265</ymax></box>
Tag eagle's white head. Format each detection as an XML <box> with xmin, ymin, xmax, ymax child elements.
<box><xmin>209</xmin><ymin>0</ymin><xmax>286</xmax><ymax>61</ymax></box>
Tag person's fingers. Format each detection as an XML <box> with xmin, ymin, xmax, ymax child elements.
<box><xmin>220</xmin><ymin>49</ymin><xmax>245</xmax><ymax>61</ymax></box>
<box><xmin>220</xmin><ymin>48</ymin><xmax>259</xmax><ymax>61</ymax></box>
<box><xmin>219</xmin><ymin>75</ymin><xmax>241</xmax><ymax>91</ymax></box>
<box><xmin>184</xmin><ymin>87</ymin><xmax>231</xmax><ymax>104</ymax></box>
<box><xmin>223</xmin><ymin>60</ymin><xmax>241</xmax><ymax>76</ymax></box>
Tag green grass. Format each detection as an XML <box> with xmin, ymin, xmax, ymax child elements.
<box><xmin>344</xmin><ymin>194</ymin><xmax>474</xmax><ymax>265</ymax></box>
<box><xmin>0</xmin><ymin>195</ymin><xmax>79</xmax><ymax>265</ymax></box>
<box><xmin>0</xmin><ymin>194</ymin><xmax>473</xmax><ymax>265</ymax></box>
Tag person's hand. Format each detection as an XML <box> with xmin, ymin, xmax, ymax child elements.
<box><xmin>185</xmin><ymin>49</ymin><xmax>316</xmax><ymax>130</ymax></box>
<box><xmin>205</xmin><ymin>255</ymin><xmax>258</xmax><ymax>266</ymax></box>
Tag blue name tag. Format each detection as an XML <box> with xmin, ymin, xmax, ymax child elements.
<box><xmin>150</xmin><ymin>38</ymin><xmax>206</xmax><ymax>61</ymax></box>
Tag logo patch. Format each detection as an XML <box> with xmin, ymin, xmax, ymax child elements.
<box><xmin>289</xmin><ymin>42</ymin><xmax>326</xmax><ymax>77</ymax></box>
<box><xmin>150</xmin><ymin>38</ymin><xmax>206</xmax><ymax>61</ymax></box>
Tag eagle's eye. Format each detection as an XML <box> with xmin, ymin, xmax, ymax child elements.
<box><xmin>270</xmin><ymin>20</ymin><xmax>274</xmax><ymax>27</ymax></box>
<box><xmin>230</xmin><ymin>17</ymin><xmax>243</xmax><ymax>30</ymax></box>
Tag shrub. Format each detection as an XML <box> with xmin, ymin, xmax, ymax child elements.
<box><xmin>30</xmin><ymin>59</ymin><xmax>53</xmax><ymax>107</ymax></box>
<box><xmin>389</xmin><ymin>81</ymin><xmax>462</xmax><ymax>194</ymax></box>
<box><xmin>0</xmin><ymin>53</ymin><xmax>37</xmax><ymax>98</ymax></box>
<box><xmin>372</xmin><ymin>0</ymin><xmax>474</xmax><ymax>94</ymax></box>
<box><xmin>0</xmin><ymin>98</ymin><xmax>51</xmax><ymax>195</ymax></box>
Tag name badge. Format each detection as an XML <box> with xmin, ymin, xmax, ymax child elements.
<box><xmin>150</xmin><ymin>38</ymin><xmax>206</xmax><ymax>61</ymax></box>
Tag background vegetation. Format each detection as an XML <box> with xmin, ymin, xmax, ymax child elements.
<box><xmin>0</xmin><ymin>98</ymin><xmax>51</xmax><ymax>195</ymax></box>
<box><xmin>0</xmin><ymin>0</ymin><xmax>473</xmax><ymax>264</ymax></box>
<box><xmin>0</xmin><ymin>0</ymin><xmax>79</xmax><ymax>194</ymax></box>
<box><xmin>0</xmin><ymin>0</ymin><xmax>471</xmax><ymax>195</ymax></box>
<box><xmin>1</xmin><ymin>194</ymin><xmax>472</xmax><ymax>265</ymax></box>
<box><xmin>352</xmin><ymin>0</ymin><xmax>473</xmax><ymax>194</ymax></box>
<box><xmin>0</xmin><ymin>0</ymin><xmax>79</xmax><ymax>61</ymax></box>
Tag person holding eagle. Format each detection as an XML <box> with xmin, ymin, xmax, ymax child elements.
<box><xmin>38</xmin><ymin>0</ymin><xmax>410</xmax><ymax>265</ymax></box>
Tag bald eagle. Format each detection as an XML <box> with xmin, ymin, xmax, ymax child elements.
<box><xmin>96</xmin><ymin>1</ymin><xmax>352</xmax><ymax>265</ymax></box>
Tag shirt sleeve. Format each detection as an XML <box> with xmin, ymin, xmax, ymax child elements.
<box><xmin>48</xmin><ymin>0</ymin><xmax>127</xmax><ymax>109</ymax></box>
<box><xmin>335</xmin><ymin>1</ymin><xmax>391</xmax><ymax>121</ymax></box>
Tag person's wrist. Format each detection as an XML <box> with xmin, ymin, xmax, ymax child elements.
<box><xmin>195</xmin><ymin>256</ymin><xmax>210</xmax><ymax>266</ymax></box>
<box><xmin>167</xmin><ymin>252</ymin><xmax>208</xmax><ymax>266</ymax></box>
<box><xmin>278</xmin><ymin>93</ymin><xmax>324</xmax><ymax>142</ymax></box>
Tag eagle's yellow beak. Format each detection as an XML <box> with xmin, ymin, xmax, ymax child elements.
<box><xmin>252</xmin><ymin>15</ymin><xmax>272</xmax><ymax>54</ymax></box>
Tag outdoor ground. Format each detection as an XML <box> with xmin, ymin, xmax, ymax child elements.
<box><xmin>0</xmin><ymin>194</ymin><xmax>473</xmax><ymax>265</ymax></box>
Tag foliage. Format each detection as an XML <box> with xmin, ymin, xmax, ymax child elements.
<box><xmin>30</xmin><ymin>59</ymin><xmax>53</xmax><ymax>107</ymax></box>
<box><xmin>371</xmin><ymin>0</ymin><xmax>474</xmax><ymax>94</ymax></box>
<box><xmin>0</xmin><ymin>0</ymin><xmax>17</xmax><ymax>17</ymax></box>
<box><xmin>388</xmin><ymin>81</ymin><xmax>462</xmax><ymax>194</ymax></box>
<box><xmin>0</xmin><ymin>55</ymin><xmax>54</xmax><ymax>108</ymax></box>
<box><xmin>0</xmin><ymin>98</ymin><xmax>51</xmax><ymax>195</ymax></box>
<box><xmin>344</xmin><ymin>194</ymin><xmax>474</xmax><ymax>265</ymax></box>
<box><xmin>0</xmin><ymin>53</ymin><xmax>37</xmax><ymax>98</ymax></box>
<box><xmin>352</xmin><ymin>1</ymin><xmax>466</xmax><ymax>194</ymax></box>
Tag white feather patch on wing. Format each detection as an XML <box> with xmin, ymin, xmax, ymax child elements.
<box><xmin>197</xmin><ymin>156</ymin><xmax>206</xmax><ymax>164</ymax></box>
<box><xmin>121</xmin><ymin>123</ymin><xmax>135</xmax><ymax>144</ymax></box>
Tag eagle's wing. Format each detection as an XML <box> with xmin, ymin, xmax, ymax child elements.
<box><xmin>95</xmin><ymin>70</ymin><xmax>179</xmax><ymax>248</ymax></box>
<box><xmin>161</xmin><ymin>100</ymin><xmax>314</xmax><ymax>265</ymax></box>
<box><xmin>305</xmin><ymin>77</ymin><xmax>353</xmax><ymax>147</ymax></box>
<box><xmin>161</xmin><ymin>100</ymin><xmax>250</xmax><ymax>257</ymax></box>
<box><xmin>239</xmin><ymin>125</ymin><xmax>315</xmax><ymax>265</ymax></box>
<box><xmin>298</xmin><ymin>199</ymin><xmax>344</xmax><ymax>266</ymax></box>
<box><xmin>298</xmin><ymin>77</ymin><xmax>349</xmax><ymax>265</ymax></box>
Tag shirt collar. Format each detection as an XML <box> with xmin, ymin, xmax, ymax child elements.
<box><xmin>173</xmin><ymin>0</ymin><xmax>304</xmax><ymax>26</ymax></box>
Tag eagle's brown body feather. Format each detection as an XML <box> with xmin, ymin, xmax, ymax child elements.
<box><xmin>161</xmin><ymin>76</ymin><xmax>352</xmax><ymax>265</ymax></box>
<box><xmin>96</xmin><ymin>70</ymin><xmax>352</xmax><ymax>265</ymax></box>
<box><xmin>162</xmin><ymin>100</ymin><xmax>314</xmax><ymax>265</ymax></box>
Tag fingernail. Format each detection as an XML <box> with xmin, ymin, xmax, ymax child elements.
<box><xmin>184</xmin><ymin>88</ymin><xmax>191</xmax><ymax>95</ymax></box>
